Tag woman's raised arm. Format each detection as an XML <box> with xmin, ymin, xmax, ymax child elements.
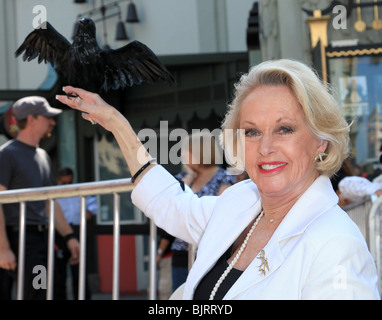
<box><xmin>56</xmin><ymin>86</ymin><xmax>156</xmax><ymax>184</ymax></box>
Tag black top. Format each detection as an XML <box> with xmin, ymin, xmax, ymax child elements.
<box><xmin>0</xmin><ymin>139</ymin><xmax>53</xmax><ymax>225</ymax></box>
<box><xmin>193</xmin><ymin>246</ymin><xmax>243</xmax><ymax>300</ymax></box>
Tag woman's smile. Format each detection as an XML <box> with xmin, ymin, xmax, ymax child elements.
<box><xmin>258</xmin><ymin>162</ymin><xmax>288</xmax><ymax>174</ymax></box>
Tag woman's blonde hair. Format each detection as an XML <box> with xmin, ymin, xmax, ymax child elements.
<box><xmin>220</xmin><ymin>59</ymin><xmax>350</xmax><ymax>177</ymax></box>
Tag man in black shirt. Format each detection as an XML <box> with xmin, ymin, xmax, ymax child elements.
<box><xmin>0</xmin><ymin>96</ymin><xmax>80</xmax><ymax>300</ymax></box>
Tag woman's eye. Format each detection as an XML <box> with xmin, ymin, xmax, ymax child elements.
<box><xmin>279</xmin><ymin>126</ymin><xmax>294</xmax><ymax>135</ymax></box>
<box><xmin>244</xmin><ymin>129</ymin><xmax>260</xmax><ymax>137</ymax></box>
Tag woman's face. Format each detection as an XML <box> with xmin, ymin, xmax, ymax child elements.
<box><xmin>239</xmin><ymin>85</ymin><xmax>327</xmax><ymax>199</ymax></box>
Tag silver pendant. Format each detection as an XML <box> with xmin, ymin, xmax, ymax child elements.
<box><xmin>257</xmin><ymin>249</ymin><xmax>269</xmax><ymax>276</ymax></box>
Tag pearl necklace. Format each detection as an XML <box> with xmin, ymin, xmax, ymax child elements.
<box><xmin>209</xmin><ymin>210</ymin><xmax>264</xmax><ymax>300</ymax></box>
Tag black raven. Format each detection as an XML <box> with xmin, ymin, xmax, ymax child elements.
<box><xmin>15</xmin><ymin>17</ymin><xmax>175</xmax><ymax>93</ymax></box>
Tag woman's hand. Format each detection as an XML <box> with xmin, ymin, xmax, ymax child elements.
<box><xmin>57</xmin><ymin>86</ymin><xmax>156</xmax><ymax>184</ymax></box>
<box><xmin>56</xmin><ymin>86</ymin><xmax>118</xmax><ymax>132</ymax></box>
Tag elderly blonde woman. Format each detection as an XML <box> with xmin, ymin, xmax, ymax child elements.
<box><xmin>57</xmin><ymin>59</ymin><xmax>380</xmax><ymax>300</ymax></box>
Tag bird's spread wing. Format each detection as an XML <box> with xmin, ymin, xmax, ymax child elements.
<box><xmin>15</xmin><ymin>22</ymin><xmax>71</xmax><ymax>67</ymax></box>
<box><xmin>102</xmin><ymin>40</ymin><xmax>175</xmax><ymax>91</ymax></box>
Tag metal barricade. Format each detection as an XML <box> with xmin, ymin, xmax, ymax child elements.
<box><xmin>342</xmin><ymin>196</ymin><xmax>382</xmax><ymax>294</ymax></box>
<box><xmin>369</xmin><ymin>195</ymin><xmax>382</xmax><ymax>294</ymax></box>
<box><xmin>343</xmin><ymin>196</ymin><xmax>372</xmax><ymax>246</ymax></box>
<box><xmin>0</xmin><ymin>178</ymin><xmax>158</xmax><ymax>300</ymax></box>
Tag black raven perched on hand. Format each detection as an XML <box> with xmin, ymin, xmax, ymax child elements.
<box><xmin>15</xmin><ymin>17</ymin><xmax>175</xmax><ymax>93</ymax></box>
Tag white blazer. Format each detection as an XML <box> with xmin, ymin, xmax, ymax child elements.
<box><xmin>132</xmin><ymin>166</ymin><xmax>380</xmax><ymax>300</ymax></box>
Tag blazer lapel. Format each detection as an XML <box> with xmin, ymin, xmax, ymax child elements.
<box><xmin>185</xmin><ymin>176</ymin><xmax>338</xmax><ymax>299</ymax></box>
<box><xmin>223</xmin><ymin>176</ymin><xmax>339</xmax><ymax>299</ymax></box>
<box><xmin>223</xmin><ymin>232</ymin><xmax>284</xmax><ymax>299</ymax></box>
<box><xmin>192</xmin><ymin>200</ymin><xmax>262</xmax><ymax>278</ymax></box>
<box><xmin>184</xmin><ymin>183</ymin><xmax>262</xmax><ymax>298</ymax></box>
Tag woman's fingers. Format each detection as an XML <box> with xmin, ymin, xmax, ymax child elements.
<box><xmin>56</xmin><ymin>86</ymin><xmax>115</xmax><ymax>130</ymax></box>
<box><xmin>57</xmin><ymin>87</ymin><xmax>96</xmax><ymax>112</ymax></box>
<box><xmin>62</xmin><ymin>86</ymin><xmax>94</xmax><ymax>102</ymax></box>
<box><xmin>81</xmin><ymin>112</ymin><xmax>97</xmax><ymax>125</ymax></box>
<box><xmin>56</xmin><ymin>89</ymin><xmax>98</xmax><ymax>125</ymax></box>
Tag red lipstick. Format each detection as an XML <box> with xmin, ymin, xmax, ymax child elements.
<box><xmin>258</xmin><ymin>162</ymin><xmax>287</xmax><ymax>174</ymax></box>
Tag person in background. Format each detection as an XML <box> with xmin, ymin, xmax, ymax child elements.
<box><xmin>330</xmin><ymin>158</ymin><xmax>355</xmax><ymax>208</ymax></box>
<box><xmin>54</xmin><ymin>167</ymin><xmax>98</xmax><ymax>300</ymax></box>
<box><xmin>0</xmin><ymin>96</ymin><xmax>79</xmax><ymax>300</ymax></box>
<box><xmin>170</xmin><ymin>131</ymin><xmax>237</xmax><ymax>292</ymax></box>
<box><xmin>339</xmin><ymin>175</ymin><xmax>382</xmax><ymax>203</ymax></box>
<box><xmin>156</xmin><ymin>230</ymin><xmax>174</xmax><ymax>300</ymax></box>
